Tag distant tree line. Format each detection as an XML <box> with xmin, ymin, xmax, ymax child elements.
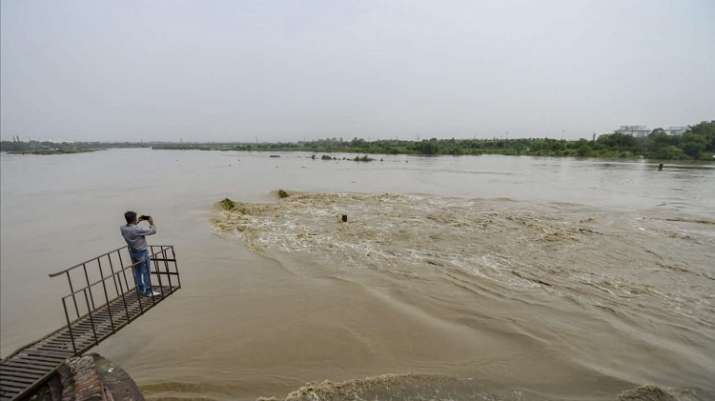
<box><xmin>2</xmin><ymin>121</ymin><xmax>714</xmax><ymax>160</ymax></box>
<box><xmin>0</xmin><ymin>140</ymin><xmax>101</xmax><ymax>154</ymax></box>
<box><xmin>0</xmin><ymin>141</ymin><xmax>152</xmax><ymax>155</ymax></box>
<box><xmin>151</xmin><ymin>121</ymin><xmax>715</xmax><ymax>160</ymax></box>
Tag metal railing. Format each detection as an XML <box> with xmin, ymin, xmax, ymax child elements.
<box><xmin>48</xmin><ymin>244</ymin><xmax>181</xmax><ymax>355</ymax></box>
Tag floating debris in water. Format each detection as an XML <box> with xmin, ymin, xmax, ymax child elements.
<box><xmin>219</xmin><ymin>198</ymin><xmax>236</xmax><ymax>211</ymax></box>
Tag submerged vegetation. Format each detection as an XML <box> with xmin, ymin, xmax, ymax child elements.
<box><xmin>219</xmin><ymin>192</ymin><xmax>288</xmax><ymax>212</ymax></box>
<box><xmin>352</xmin><ymin>155</ymin><xmax>375</xmax><ymax>162</ymax></box>
<box><xmin>312</xmin><ymin>154</ymin><xmax>375</xmax><ymax>162</ymax></box>
<box><xmin>3</xmin><ymin>121</ymin><xmax>713</xmax><ymax>160</ymax></box>
<box><xmin>219</xmin><ymin>198</ymin><xmax>236</xmax><ymax>211</ymax></box>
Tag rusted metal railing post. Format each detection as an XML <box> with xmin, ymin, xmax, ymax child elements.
<box><xmin>65</xmin><ymin>271</ymin><xmax>80</xmax><ymax>319</ymax></box>
<box><xmin>83</xmin><ymin>288</ymin><xmax>99</xmax><ymax>346</ymax></box>
<box><xmin>81</xmin><ymin>263</ymin><xmax>96</xmax><ymax>310</ymax></box>
<box><xmin>150</xmin><ymin>246</ymin><xmax>165</xmax><ymax>298</ymax></box>
<box><xmin>161</xmin><ymin>246</ymin><xmax>173</xmax><ymax>291</ymax></box>
<box><xmin>118</xmin><ymin>257</ymin><xmax>137</xmax><ymax>313</ymax></box>
<box><xmin>146</xmin><ymin>246</ymin><xmax>157</xmax><ymax>303</ymax></box>
<box><xmin>97</xmin><ymin>257</ymin><xmax>115</xmax><ymax>332</ymax></box>
<box><xmin>61</xmin><ymin>297</ymin><xmax>78</xmax><ymax>355</ymax></box>
<box><xmin>172</xmin><ymin>246</ymin><xmax>182</xmax><ymax>288</ymax></box>
<box><xmin>107</xmin><ymin>254</ymin><xmax>130</xmax><ymax>320</ymax></box>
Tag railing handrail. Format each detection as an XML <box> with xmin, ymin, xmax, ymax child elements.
<box><xmin>57</xmin><ymin>246</ymin><xmax>176</xmax><ymax>299</ymax></box>
<box><xmin>48</xmin><ymin>244</ymin><xmax>174</xmax><ymax>277</ymax></box>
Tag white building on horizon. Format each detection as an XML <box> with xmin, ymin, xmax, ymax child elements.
<box><xmin>614</xmin><ymin>125</ymin><xmax>689</xmax><ymax>137</ymax></box>
<box><xmin>665</xmin><ymin>126</ymin><xmax>688</xmax><ymax>135</ymax></box>
<box><xmin>615</xmin><ymin>125</ymin><xmax>650</xmax><ymax>137</ymax></box>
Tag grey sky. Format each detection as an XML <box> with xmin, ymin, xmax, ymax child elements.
<box><xmin>1</xmin><ymin>0</ymin><xmax>713</xmax><ymax>142</ymax></box>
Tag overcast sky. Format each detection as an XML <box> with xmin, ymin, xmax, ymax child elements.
<box><xmin>1</xmin><ymin>0</ymin><xmax>713</xmax><ymax>142</ymax></box>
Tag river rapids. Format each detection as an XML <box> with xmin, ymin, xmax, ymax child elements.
<box><xmin>209</xmin><ymin>191</ymin><xmax>715</xmax><ymax>401</ymax></box>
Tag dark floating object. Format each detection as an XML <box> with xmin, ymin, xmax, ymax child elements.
<box><xmin>220</xmin><ymin>198</ymin><xmax>236</xmax><ymax>210</ymax></box>
<box><xmin>278</xmin><ymin>189</ymin><xmax>289</xmax><ymax>198</ymax></box>
<box><xmin>341</xmin><ymin>214</ymin><xmax>348</xmax><ymax>222</ymax></box>
<box><xmin>657</xmin><ymin>163</ymin><xmax>664</xmax><ymax>171</ymax></box>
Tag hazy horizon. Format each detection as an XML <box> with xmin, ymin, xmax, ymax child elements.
<box><xmin>2</xmin><ymin>0</ymin><xmax>714</xmax><ymax>142</ymax></box>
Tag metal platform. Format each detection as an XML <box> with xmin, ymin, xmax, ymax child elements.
<box><xmin>0</xmin><ymin>245</ymin><xmax>181</xmax><ymax>401</ymax></box>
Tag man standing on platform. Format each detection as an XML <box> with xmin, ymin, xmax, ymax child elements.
<box><xmin>120</xmin><ymin>211</ymin><xmax>160</xmax><ymax>297</ymax></box>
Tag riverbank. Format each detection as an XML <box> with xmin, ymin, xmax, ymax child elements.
<box><xmin>148</xmin><ymin>135</ymin><xmax>715</xmax><ymax>161</ymax></box>
<box><xmin>0</xmin><ymin>143</ymin><xmax>101</xmax><ymax>155</ymax></box>
<box><xmin>0</xmin><ymin>141</ymin><xmax>144</xmax><ymax>155</ymax></box>
<box><xmin>152</xmin><ymin>120</ymin><xmax>715</xmax><ymax>160</ymax></box>
<box><xmin>2</xmin><ymin>120</ymin><xmax>714</xmax><ymax>159</ymax></box>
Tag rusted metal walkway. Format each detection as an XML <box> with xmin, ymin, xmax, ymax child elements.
<box><xmin>0</xmin><ymin>245</ymin><xmax>181</xmax><ymax>401</ymax></box>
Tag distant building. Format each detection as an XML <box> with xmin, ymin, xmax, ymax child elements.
<box><xmin>613</xmin><ymin>125</ymin><xmax>688</xmax><ymax>137</ymax></box>
<box><xmin>615</xmin><ymin>125</ymin><xmax>650</xmax><ymax>137</ymax></box>
<box><xmin>665</xmin><ymin>126</ymin><xmax>687</xmax><ymax>135</ymax></box>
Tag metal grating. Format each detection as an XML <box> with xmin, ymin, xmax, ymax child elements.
<box><xmin>0</xmin><ymin>245</ymin><xmax>181</xmax><ymax>401</ymax></box>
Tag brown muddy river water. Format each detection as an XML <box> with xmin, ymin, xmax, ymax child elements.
<box><xmin>1</xmin><ymin>149</ymin><xmax>714</xmax><ymax>401</ymax></box>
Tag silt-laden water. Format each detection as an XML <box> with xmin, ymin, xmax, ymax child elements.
<box><xmin>1</xmin><ymin>149</ymin><xmax>713</xmax><ymax>401</ymax></box>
